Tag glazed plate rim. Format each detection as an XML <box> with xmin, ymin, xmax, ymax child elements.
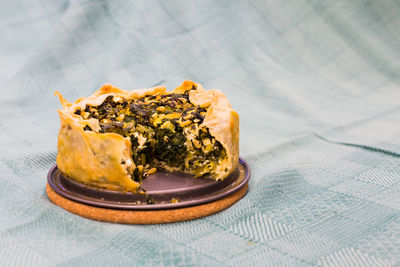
<box><xmin>47</xmin><ymin>158</ymin><xmax>250</xmax><ymax>210</ymax></box>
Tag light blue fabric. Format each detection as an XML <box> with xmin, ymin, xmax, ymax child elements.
<box><xmin>1</xmin><ymin>0</ymin><xmax>400</xmax><ymax>266</ymax></box>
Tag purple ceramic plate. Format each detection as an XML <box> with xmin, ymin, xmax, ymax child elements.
<box><xmin>47</xmin><ymin>158</ymin><xmax>250</xmax><ymax>210</ymax></box>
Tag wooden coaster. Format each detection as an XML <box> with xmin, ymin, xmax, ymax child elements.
<box><xmin>46</xmin><ymin>183</ymin><xmax>247</xmax><ymax>224</ymax></box>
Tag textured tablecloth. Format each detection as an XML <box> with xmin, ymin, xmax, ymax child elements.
<box><xmin>1</xmin><ymin>0</ymin><xmax>400</xmax><ymax>266</ymax></box>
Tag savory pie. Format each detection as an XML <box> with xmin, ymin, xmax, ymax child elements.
<box><xmin>55</xmin><ymin>80</ymin><xmax>239</xmax><ymax>192</ymax></box>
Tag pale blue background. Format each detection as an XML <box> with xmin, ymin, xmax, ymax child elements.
<box><xmin>1</xmin><ymin>0</ymin><xmax>400</xmax><ymax>266</ymax></box>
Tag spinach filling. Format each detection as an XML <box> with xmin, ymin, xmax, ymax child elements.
<box><xmin>75</xmin><ymin>89</ymin><xmax>227</xmax><ymax>181</ymax></box>
<box><xmin>154</xmin><ymin>128</ymin><xmax>186</xmax><ymax>167</ymax></box>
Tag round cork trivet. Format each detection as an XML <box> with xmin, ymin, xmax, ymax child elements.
<box><xmin>46</xmin><ymin>183</ymin><xmax>247</xmax><ymax>224</ymax></box>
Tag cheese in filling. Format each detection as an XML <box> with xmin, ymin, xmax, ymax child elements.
<box><xmin>73</xmin><ymin>86</ymin><xmax>227</xmax><ymax>183</ymax></box>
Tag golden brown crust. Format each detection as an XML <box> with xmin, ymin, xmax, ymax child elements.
<box><xmin>56</xmin><ymin>109</ymin><xmax>139</xmax><ymax>192</ymax></box>
<box><xmin>56</xmin><ymin>81</ymin><xmax>239</xmax><ymax>191</ymax></box>
<box><xmin>181</xmin><ymin>82</ymin><xmax>239</xmax><ymax>179</ymax></box>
